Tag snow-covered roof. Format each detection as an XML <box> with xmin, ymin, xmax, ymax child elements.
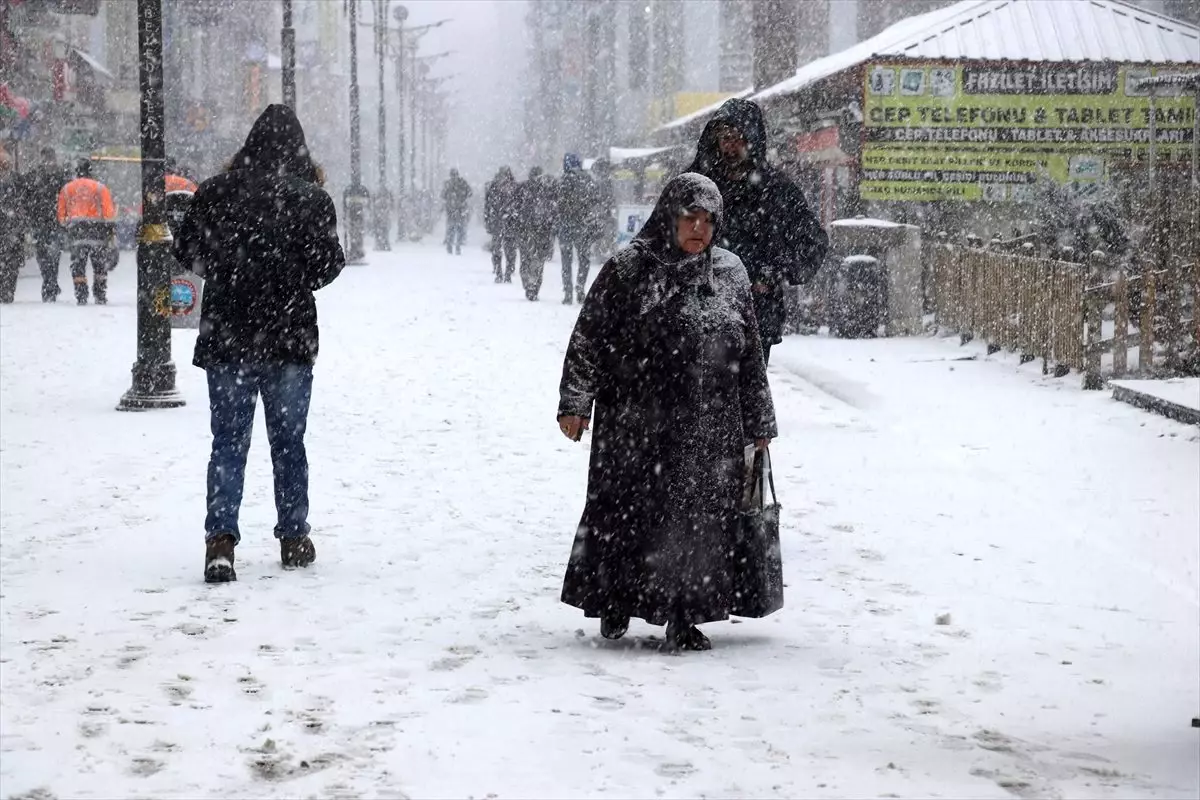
<box><xmin>657</xmin><ymin>88</ymin><xmax>754</xmax><ymax>133</ymax></box>
<box><xmin>755</xmin><ymin>0</ymin><xmax>1200</xmax><ymax>103</ymax></box>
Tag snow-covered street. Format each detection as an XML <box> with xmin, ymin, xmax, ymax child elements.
<box><xmin>2</xmin><ymin>243</ymin><xmax>1198</xmax><ymax>799</ymax></box>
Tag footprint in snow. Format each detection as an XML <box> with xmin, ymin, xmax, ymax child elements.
<box><xmin>128</xmin><ymin>757</ymin><xmax>165</xmax><ymax>777</ymax></box>
<box><xmin>655</xmin><ymin>761</ymin><xmax>697</xmax><ymax>778</ymax></box>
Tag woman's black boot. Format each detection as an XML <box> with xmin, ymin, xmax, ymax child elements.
<box><xmin>665</xmin><ymin>620</ymin><xmax>711</xmax><ymax>652</ymax></box>
<box><xmin>600</xmin><ymin>611</ymin><xmax>630</xmax><ymax>640</ymax></box>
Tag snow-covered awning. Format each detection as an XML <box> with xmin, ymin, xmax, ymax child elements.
<box><xmin>755</xmin><ymin>0</ymin><xmax>1200</xmax><ymax>103</ymax></box>
<box><xmin>70</xmin><ymin>47</ymin><xmax>113</xmax><ymax>81</ymax></box>
<box><xmin>609</xmin><ymin>145</ymin><xmax>675</xmax><ymax>163</ymax></box>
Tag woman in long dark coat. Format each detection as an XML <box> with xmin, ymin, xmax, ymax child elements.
<box><xmin>557</xmin><ymin>173</ymin><xmax>777</xmax><ymax>651</ymax></box>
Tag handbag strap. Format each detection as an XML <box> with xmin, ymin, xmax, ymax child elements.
<box><xmin>755</xmin><ymin>448</ymin><xmax>778</xmax><ymax>507</ymax></box>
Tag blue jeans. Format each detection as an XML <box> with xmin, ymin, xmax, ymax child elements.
<box><xmin>205</xmin><ymin>363</ymin><xmax>314</xmax><ymax>543</ymax></box>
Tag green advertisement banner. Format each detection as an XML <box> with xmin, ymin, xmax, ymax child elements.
<box><xmin>861</xmin><ymin>62</ymin><xmax>1197</xmax><ymax>201</ymax></box>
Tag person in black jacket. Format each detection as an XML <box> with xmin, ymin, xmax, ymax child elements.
<box><xmin>558</xmin><ymin>152</ymin><xmax>598</xmax><ymax>305</ymax></box>
<box><xmin>0</xmin><ymin>148</ymin><xmax>25</xmax><ymax>303</ymax></box>
<box><xmin>442</xmin><ymin>168</ymin><xmax>472</xmax><ymax>255</ymax></box>
<box><xmin>19</xmin><ymin>147</ymin><xmax>68</xmax><ymax>302</ymax></box>
<box><xmin>688</xmin><ymin>98</ymin><xmax>828</xmax><ymax>364</ymax></box>
<box><xmin>174</xmin><ymin>104</ymin><xmax>346</xmax><ymax>583</ymax></box>
<box><xmin>484</xmin><ymin>166</ymin><xmax>519</xmax><ymax>283</ymax></box>
<box><xmin>517</xmin><ymin>166</ymin><xmax>557</xmax><ymax>302</ymax></box>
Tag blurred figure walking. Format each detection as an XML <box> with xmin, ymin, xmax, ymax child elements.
<box><xmin>558</xmin><ymin>152</ymin><xmax>598</xmax><ymax>305</ymax></box>
<box><xmin>0</xmin><ymin>148</ymin><xmax>25</xmax><ymax>304</ymax></box>
<box><xmin>57</xmin><ymin>159</ymin><xmax>116</xmax><ymax>305</ymax></box>
<box><xmin>484</xmin><ymin>166</ymin><xmax>520</xmax><ymax>283</ymax></box>
<box><xmin>517</xmin><ymin>166</ymin><xmax>557</xmax><ymax>302</ymax></box>
<box><xmin>19</xmin><ymin>146</ymin><xmax>67</xmax><ymax>302</ymax></box>
<box><xmin>442</xmin><ymin>168</ymin><xmax>472</xmax><ymax>255</ymax></box>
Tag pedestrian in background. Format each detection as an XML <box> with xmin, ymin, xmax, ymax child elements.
<box><xmin>590</xmin><ymin>157</ymin><xmax>618</xmax><ymax>263</ymax></box>
<box><xmin>442</xmin><ymin>168</ymin><xmax>472</xmax><ymax>255</ymax></box>
<box><xmin>19</xmin><ymin>146</ymin><xmax>67</xmax><ymax>302</ymax></box>
<box><xmin>0</xmin><ymin>147</ymin><xmax>25</xmax><ymax>304</ymax></box>
<box><xmin>687</xmin><ymin>98</ymin><xmax>827</xmax><ymax>365</ymax></box>
<box><xmin>484</xmin><ymin>166</ymin><xmax>520</xmax><ymax>284</ymax></box>
<box><xmin>518</xmin><ymin>166</ymin><xmax>557</xmax><ymax>302</ymax></box>
<box><xmin>57</xmin><ymin>159</ymin><xmax>117</xmax><ymax>306</ymax></box>
<box><xmin>556</xmin><ymin>173</ymin><xmax>776</xmax><ymax>651</ymax></box>
<box><xmin>557</xmin><ymin>152</ymin><xmax>598</xmax><ymax>305</ymax></box>
<box><xmin>174</xmin><ymin>104</ymin><xmax>346</xmax><ymax>584</ymax></box>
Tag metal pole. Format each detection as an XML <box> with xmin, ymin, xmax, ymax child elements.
<box><xmin>374</xmin><ymin>0</ymin><xmax>391</xmax><ymax>250</ymax></box>
<box><xmin>395</xmin><ymin>5</ymin><xmax>408</xmax><ymax>238</ymax></box>
<box><xmin>344</xmin><ymin>0</ymin><xmax>368</xmax><ymax>264</ymax></box>
<box><xmin>119</xmin><ymin>0</ymin><xmax>184</xmax><ymax>411</ymax></box>
<box><xmin>281</xmin><ymin>0</ymin><xmax>296</xmax><ymax>109</ymax></box>
<box><xmin>410</xmin><ymin>47</ymin><xmax>418</xmax><ymax>200</ymax></box>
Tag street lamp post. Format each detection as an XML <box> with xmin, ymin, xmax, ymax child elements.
<box><xmin>118</xmin><ymin>0</ymin><xmax>184</xmax><ymax>411</ymax></box>
<box><xmin>394</xmin><ymin>4</ymin><xmax>408</xmax><ymax>240</ymax></box>
<box><xmin>344</xmin><ymin>0</ymin><xmax>369</xmax><ymax>264</ymax></box>
<box><xmin>373</xmin><ymin>0</ymin><xmax>391</xmax><ymax>251</ymax></box>
<box><xmin>281</xmin><ymin>0</ymin><xmax>296</xmax><ymax>108</ymax></box>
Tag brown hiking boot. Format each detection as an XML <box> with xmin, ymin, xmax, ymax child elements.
<box><xmin>280</xmin><ymin>535</ymin><xmax>316</xmax><ymax>569</ymax></box>
<box><xmin>204</xmin><ymin>534</ymin><xmax>237</xmax><ymax>583</ymax></box>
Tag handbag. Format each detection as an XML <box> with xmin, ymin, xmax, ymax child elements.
<box><xmin>730</xmin><ymin>447</ymin><xmax>784</xmax><ymax>618</ymax></box>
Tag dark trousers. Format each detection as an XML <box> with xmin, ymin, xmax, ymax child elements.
<box><xmin>69</xmin><ymin>241</ymin><xmax>114</xmax><ymax>304</ymax></box>
<box><xmin>491</xmin><ymin>232</ymin><xmax>517</xmax><ymax>280</ymax></box>
<box><xmin>0</xmin><ymin>237</ymin><xmax>21</xmax><ymax>303</ymax></box>
<box><xmin>205</xmin><ymin>363</ymin><xmax>314</xmax><ymax>543</ymax></box>
<box><xmin>445</xmin><ymin>212</ymin><xmax>466</xmax><ymax>253</ymax></box>
<box><xmin>560</xmin><ymin>232</ymin><xmax>591</xmax><ymax>298</ymax></box>
<box><xmin>33</xmin><ymin>229</ymin><xmax>61</xmax><ymax>301</ymax></box>
<box><xmin>520</xmin><ymin>235</ymin><xmax>552</xmax><ymax>299</ymax></box>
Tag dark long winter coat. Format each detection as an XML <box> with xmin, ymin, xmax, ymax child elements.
<box><xmin>484</xmin><ymin>167</ymin><xmax>520</xmax><ymax>237</ymax></box>
<box><xmin>518</xmin><ymin>168</ymin><xmax>558</xmax><ymax>253</ymax></box>
<box><xmin>558</xmin><ymin>173</ymin><xmax>777</xmax><ymax>626</ymax></box>
<box><xmin>173</xmin><ymin>104</ymin><xmax>346</xmax><ymax>369</ymax></box>
<box><xmin>558</xmin><ymin>162</ymin><xmax>598</xmax><ymax>239</ymax></box>
<box><xmin>19</xmin><ymin>162</ymin><xmax>68</xmax><ymax>234</ymax></box>
<box><xmin>688</xmin><ymin>98</ymin><xmax>828</xmax><ymax>345</ymax></box>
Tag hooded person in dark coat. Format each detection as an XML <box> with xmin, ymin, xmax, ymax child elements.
<box><xmin>174</xmin><ymin>103</ymin><xmax>346</xmax><ymax>584</ymax></box>
<box><xmin>557</xmin><ymin>172</ymin><xmax>777</xmax><ymax>651</ymax></box>
<box><xmin>517</xmin><ymin>166</ymin><xmax>558</xmax><ymax>301</ymax></box>
<box><xmin>19</xmin><ymin>147</ymin><xmax>68</xmax><ymax>302</ymax></box>
<box><xmin>442</xmin><ymin>168</ymin><xmax>472</xmax><ymax>255</ymax></box>
<box><xmin>688</xmin><ymin>98</ymin><xmax>828</xmax><ymax>364</ymax></box>
<box><xmin>484</xmin><ymin>166</ymin><xmax>520</xmax><ymax>283</ymax></box>
<box><xmin>557</xmin><ymin>152</ymin><xmax>599</xmax><ymax>305</ymax></box>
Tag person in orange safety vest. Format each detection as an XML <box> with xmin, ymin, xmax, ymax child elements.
<box><xmin>57</xmin><ymin>159</ymin><xmax>117</xmax><ymax>305</ymax></box>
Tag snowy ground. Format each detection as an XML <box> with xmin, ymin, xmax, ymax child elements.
<box><xmin>2</xmin><ymin>242</ymin><xmax>1198</xmax><ymax>800</ymax></box>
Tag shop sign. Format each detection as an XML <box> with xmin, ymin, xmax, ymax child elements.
<box><xmin>861</xmin><ymin>62</ymin><xmax>1197</xmax><ymax>201</ymax></box>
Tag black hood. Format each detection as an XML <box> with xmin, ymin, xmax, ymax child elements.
<box><xmin>231</xmin><ymin>104</ymin><xmax>318</xmax><ymax>183</ymax></box>
<box><xmin>688</xmin><ymin>97</ymin><xmax>768</xmax><ymax>176</ymax></box>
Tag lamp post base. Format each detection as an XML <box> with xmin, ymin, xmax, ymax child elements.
<box><xmin>117</xmin><ymin>361</ymin><xmax>186</xmax><ymax>411</ymax></box>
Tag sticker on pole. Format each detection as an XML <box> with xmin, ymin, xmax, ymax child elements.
<box><xmin>169</xmin><ymin>272</ymin><xmax>204</xmax><ymax>329</ymax></box>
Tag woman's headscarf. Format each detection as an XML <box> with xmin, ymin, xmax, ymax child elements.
<box><xmin>630</xmin><ymin>172</ymin><xmax>724</xmax><ymax>314</ymax></box>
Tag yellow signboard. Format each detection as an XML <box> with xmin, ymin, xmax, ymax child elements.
<box><xmin>861</xmin><ymin>62</ymin><xmax>1197</xmax><ymax>201</ymax></box>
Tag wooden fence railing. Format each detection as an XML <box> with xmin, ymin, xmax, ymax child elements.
<box><xmin>928</xmin><ymin>244</ymin><xmax>1087</xmax><ymax>376</ymax></box>
<box><xmin>927</xmin><ymin>243</ymin><xmax>1199</xmax><ymax>387</ymax></box>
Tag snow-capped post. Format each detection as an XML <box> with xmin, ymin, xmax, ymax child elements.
<box><xmin>117</xmin><ymin>0</ymin><xmax>185</xmax><ymax>412</ymax></box>
<box><xmin>1083</xmin><ymin>251</ymin><xmax>1106</xmax><ymax>390</ymax></box>
<box><xmin>344</xmin><ymin>0</ymin><xmax>370</xmax><ymax>265</ymax></box>
<box><xmin>281</xmin><ymin>0</ymin><xmax>297</xmax><ymax>109</ymax></box>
